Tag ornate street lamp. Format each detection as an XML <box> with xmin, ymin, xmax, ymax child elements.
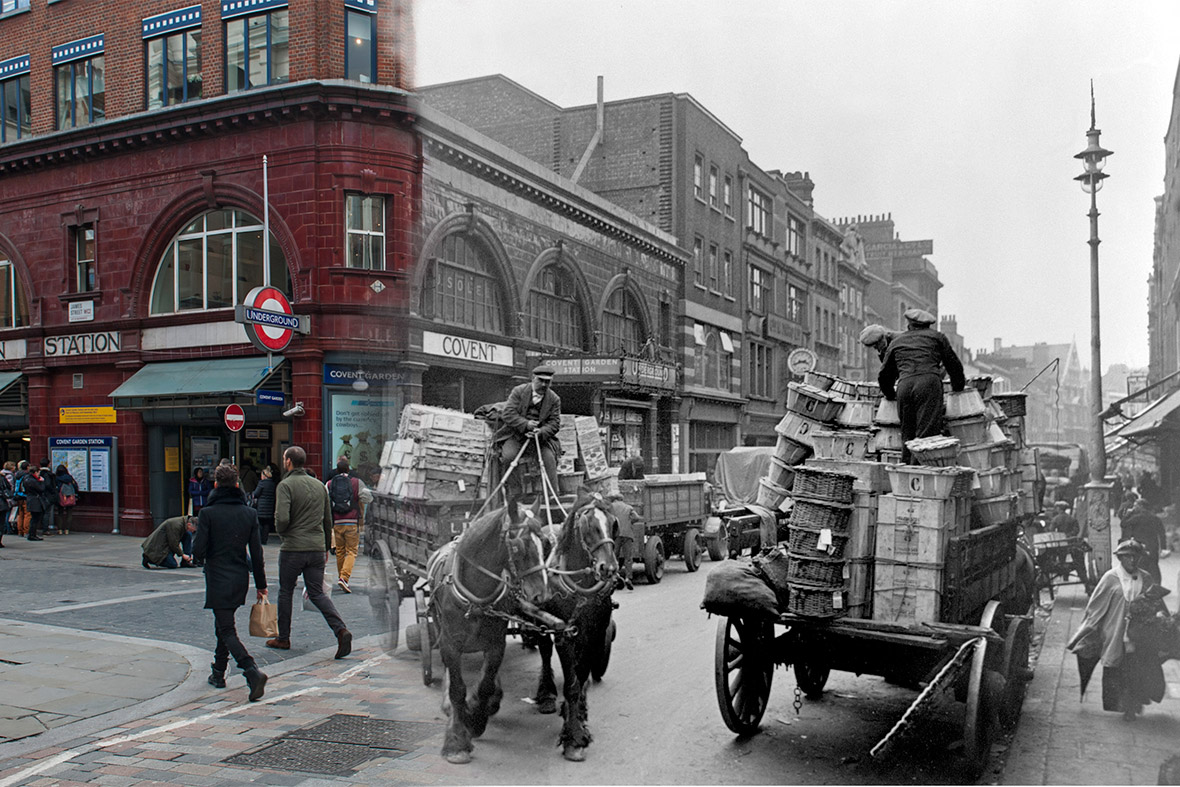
<box><xmin>1073</xmin><ymin>81</ymin><xmax>1113</xmax><ymax>577</ymax></box>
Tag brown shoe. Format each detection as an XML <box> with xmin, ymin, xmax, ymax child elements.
<box><xmin>265</xmin><ymin>638</ymin><xmax>290</xmax><ymax>650</ymax></box>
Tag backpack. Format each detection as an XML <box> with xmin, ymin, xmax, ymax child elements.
<box><xmin>329</xmin><ymin>473</ymin><xmax>354</xmax><ymax>515</ymax></box>
<box><xmin>13</xmin><ymin>474</ymin><xmax>25</xmax><ymax>500</ymax></box>
<box><xmin>59</xmin><ymin>482</ymin><xmax>77</xmax><ymax>508</ymax></box>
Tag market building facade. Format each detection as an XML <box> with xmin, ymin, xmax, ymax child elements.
<box><xmin>0</xmin><ymin>0</ymin><xmax>418</xmax><ymax>535</ymax></box>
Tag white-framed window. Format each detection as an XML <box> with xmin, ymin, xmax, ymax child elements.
<box><xmin>693</xmin><ymin>236</ymin><xmax>703</xmax><ymax>286</ymax></box>
<box><xmin>748</xmin><ymin>340</ymin><xmax>773</xmax><ymax>399</ymax></box>
<box><xmin>787</xmin><ymin>215</ymin><xmax>804</xmax><ymax>258</ymax></box>
<box><xmin>0</xmin><ymin>0</ymin><xmax>29</xmax><ymax>14</ymax></box>
<box><xmin>74</xmin><ymin>224</ymin><xmax>96</xmax><ymax>293</ymax></box>
<box><xmin>722</xmin><ymin>249</ymin><xmax>733</xmax><ymax>296</ymax></box>
<box><xmin>788</xmin><ymin>284</ymin><xmax>804</xmax><ymax>323</ymax></box>
<box><xmin>693</xmin><ymin>154</ymin><xmax>704</xmax><ymax>201</ymax></box>
<box><xmin>749</xmin><ymin>265</ymin><xmax>771</xmax><ymax>315</ymax></box>
<box><xmin>149</xmin><ymin>209</ymin><xmax>290</xmax><ymax>314</ymax></box>
<box><xmin>0</xmin><ymin>255</ymin><xmax>28</xmax><ymax>328</ymax></box>
<box><xmin>747</xmin><ymin>186</ymin><xmax>771</xmax><ymax>238</ymax></box>
<box><xmin>723</xmin><ymin>174</ymin><xmax>733</xmax><ymax>217</ymax></box>
<box><xmin>345</xmin><ymin>194</ymin><xmax>385</xmax><ymax>269</ymax></box>
<box><xmin>708</xmin><ymin>243</ymin><xmax>719</xmax><ymax>290</ymax></box>
<box><xmin>708</xmin><ymin>165</ymin><xmax>719</xmax><ymax>209</ymax></box>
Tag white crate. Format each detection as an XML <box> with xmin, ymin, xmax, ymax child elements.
<box><xmin>873</xmin><ymin>560</ymin><xmax>943</xmax><ymax>625</ymax></box>
<box><xmin>875</xmin><ymin>520</ymin><xmax>951</xmax><ymax>564</ymax></box>
<box><xmin>774</xmin><ymin>411</ymin><xmax>825</xmax><ymax>448</ymax></box>
<box><xmin>806</xmin><ymin>458</ymin><xmax>891</xmax><ymax>494</ymax></box>
<box><xmin>878</xmin><ymin>493</ymin><xmax>967</xmax><ymax>533</ymax></box>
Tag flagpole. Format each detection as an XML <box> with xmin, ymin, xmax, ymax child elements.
<box><xmin>263</xmin><ymin>154</ymin><xmax>272</xmax><ymax>373</ymax></box>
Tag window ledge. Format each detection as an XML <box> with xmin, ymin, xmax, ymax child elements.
<box><xmin>330</xmin><ymin>266</ymin><xmax>408</xmax><ymax>281</ymax></box>
<box><xmin>692</xmin><ymin>282</ymin><xmax>708</xmax><ymax>291</ymax></box>
<box><xmin>0</xmin><ymin>6</ymin><xmax>31</xmax><ymax>20</ymax></box>
<box><xmin>722</xmin><ymin>294</ymin><xmax>736</xmax><ymax>302</ymax></box>
<box><xmin>58</xmin><ymin>290</ymin><xmax>103</xmax><ymax>304</ymax></box>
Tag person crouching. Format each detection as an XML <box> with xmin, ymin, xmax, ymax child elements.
<box><xmin>141</xmin><ymin>515</ymin><xmax>197</xmax><ymax>569</ymax></box>
<box><xmin>193</xmin><ymin>463</ymin><xmax>269</xmax><ymax>702</ymax></box>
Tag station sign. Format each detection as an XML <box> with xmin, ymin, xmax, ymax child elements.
<box><xmin>256</xmin><ymin>389</ymin><xmax>285</xmax><ymax>406</ymax></box>
<box><xmin>422</xmin><ymin>331</ymin><xmax>513</xmax><ymax>367</ymax></box>
<box><xmin>235</xmin><ymin>287</ymin><xmax>310</xmax><ymax>353</ymax></box>
<box><xmin>621</xmin><ymin>358</ymin><xmax>677</xmax><ymax>391</ymax></box>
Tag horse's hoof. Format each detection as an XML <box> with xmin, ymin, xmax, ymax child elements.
<box><xmin>562</xmin><ymin>745</ymin><xmax>586</xmax><ymax>762</ymax></box>
<box><xmin>445</xmin><ymin>751</ymin><xmax>473</xmax><ymax>765</ymax></box>
<box><xmin>537</xmin><ymin>698</ymin><xmax>557</xmax><ymax>715</ymax></box>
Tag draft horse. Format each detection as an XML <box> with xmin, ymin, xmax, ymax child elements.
<box><xmin>533</xmin><ymin>491</ymin><xmax>619</xmax><ymax>761</ymax></box>
<box><xmin>427</xmin><ymin>499</ymin><xmax>551</xmax><ymax>764</ymax></box>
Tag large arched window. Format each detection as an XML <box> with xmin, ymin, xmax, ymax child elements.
<box><xmin>528</xmin><ymin>266</ymin><xmax>586</xmax><ymax>351</ymax></box>
<box><xmin>421</xmin><ymin>233</ymin><xmax>506</xmax><ymax>333</ymax></box>
<box><xmin>149</xmin><ymin>210</ymin><xmax>290</xmax><ymax>314</ymax></box>
<box><xmin>0</xmin><ymin>254</ymin><xmax>29</xmax><ymax>329</ymax></box>
<box><xmin>601</xmin><ymin>288</ymin><xmax>647</xmax><ymax>356</ymax></box>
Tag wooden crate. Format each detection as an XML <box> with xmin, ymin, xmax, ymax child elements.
<box><xmin>806</xmin><ymin>458</ymin><xmax>891</xmax><ymax>494</ymax></box>
<box><xmin>878</xmin><ymin>494</ymin><xmax>968</xmax><ymax>535</ymax></box>
<box><xmin>847</xmin><ymin>491</ymin><xmax>878</xmax><ymax>560</ymax></box>
<box><xmin>875</xmin><ymin>520</ymin><xmax>951</xmax><ymax>564</ymax></box>
<box><xmin>873</xmin><ymin>560</ymin><xmax>943</xmax><ymax>625</ymax></box>
<box><xmin>845</xmin><ymin>557</ymin><xmax>874</xmax><ymax>615</ymax></box>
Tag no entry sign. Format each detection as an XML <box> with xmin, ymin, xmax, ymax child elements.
<box><xmin>234</xmin><ymin>286</ymin><xmax>309</xmax><ymax>353</ymax></box>
<box><xmin>224</xmin><ymin>404</ymin><xmax>246</xmax><ymax>432</ymax></box>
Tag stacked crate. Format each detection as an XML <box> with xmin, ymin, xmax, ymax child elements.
<box><xmin>766</xmin><ymin>382</ymin><xmax>846</xmax><ymax>511</ymax></box>
<box><xmin>992</xmin><ymin>393</ymin><xmax>1034</xmax><ymax>514</ymax></box>
<box><xmin>943</xmin><ymin>388</ymin><xmax>1019</xmax><ymax>528</ymax></box>
<box><xmin>785</xmin><ymin>467</ymin><xmax>857</xmax><ymax>618</ymax></box>
<box><xmin>872</xmin><ymin>465</ymin><xmax>974</xmax><ymax>624</ymax></box>
<box><xmin>385</xmin><ymin>405</ymin><xmax>491</xmax><ymax>501</ymax></box>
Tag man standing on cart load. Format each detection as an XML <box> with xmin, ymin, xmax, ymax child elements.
<box><xmin>877</xmin><ymin>308</ymin><xmax>966</xmax><ymax>464</ymax></box>
<box><xmin>494</xmin><ymin>363</ymin><xmax>562</xmax><ymax>505</ymax></box>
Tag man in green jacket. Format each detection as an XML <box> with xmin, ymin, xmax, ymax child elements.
<box><xmin>266</xmin><ymin>446</ymin><xmax>352</xmax><ymax>659</ymax></box>
<box><xmin>141</xmin><ymin>515</ymin><xmax>196</xmax><ymax>569</ymax></box>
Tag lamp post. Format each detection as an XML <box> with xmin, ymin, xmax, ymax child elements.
<box><xmin>1073</xmin><ymin>81</ymin><xmax>1113</xmax><ymax>577</ymax></box>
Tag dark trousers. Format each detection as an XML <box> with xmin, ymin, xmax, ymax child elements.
<box><xmin>259</xmin><ymin>517</ymin><xmax>274</xmax><ymax>545</ymax></box>
<box><xmin>277</xmin><ymin>550</ymin><xmax>346</xmax><ymax>639</ymax></box>
<box><xmin>616</xmin><ymin>536</ymin><xmax>635</xmax><ymax>581</ymax></box>
<box><xmin>501</xmin><ymin>436</ymin><xmax>559</xmax><ymax>502</ymax></box>
<box><xmin>28</xmin><ymin>510</ymin><xmax>42</xmax><ymax>539</ymax></box>
<box><xmin>897</xmin><ymin>374</ymin><xmax>945</xmax><ymax>463</ymax></box>
<box><xmin>154</xmin><ymin>531</ymin><xmax>194</xmax><ymax>569</ymax></box>
<box><xmin>212</xmin><ymin>607</ymin><xmax>254</xmax><ymax>672</ymax></box>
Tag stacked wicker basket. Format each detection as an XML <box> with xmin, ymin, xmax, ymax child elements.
<box><xmin>785</xmin><ymin>467</ymin><xmax>857</xmax><ymax>618</ymax></box>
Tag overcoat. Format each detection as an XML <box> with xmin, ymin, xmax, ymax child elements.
<box><xmin>492</xmin><ymin>382</ymin><xmax>562</xmax><ymax>458</ymax></box>
<box><xmin>193</xmin><ymin>486</ymin><xmax>267</xmax><ymax>610</ymax></box>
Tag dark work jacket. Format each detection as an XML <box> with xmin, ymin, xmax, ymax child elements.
<box><xmin>253</xmin><ymin>477</ymin><xmax>278</xmax><ymax>519</ymax></box>
<box><xmin>878</xmin><ymin>327</ymin><xmax>966</xmax><ymax>400</ymax></box>
<box><xmin>23</xmin><ymin>473</ymin><xmax>47</xmax><ymax>513</ymax></box>
<box><xmin>193</xmin><ymin>486</ymin><xmax>266</xmax><ymax>610</ymax></box>
<box><xmin>492</xmin><ymin>382</ymin><xmax>563</xmax><ymax>457</ymax></box>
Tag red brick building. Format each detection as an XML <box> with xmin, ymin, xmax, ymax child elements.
<box><xmin>0</xmin><ymin>0</ymin><xmax>418</xmax><ymax>535</ymax></box>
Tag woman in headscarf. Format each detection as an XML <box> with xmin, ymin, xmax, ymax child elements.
<box><xmin>1066</xmin><ymin>539</ymin><xmax>1170</xmax><ymax>720</ymax></box>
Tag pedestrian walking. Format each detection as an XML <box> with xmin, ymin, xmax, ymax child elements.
<box><xmin>252</xmin><ymin>464</ymin><xmax>279</xmax><ymax>545</ymax></box>
<box><xmin>54</xmin><ymin>464</ymin><xmax>79</xmax><ymax>535</ymax></box>
<box><xmin>877</xmin><ymin>308</ymin><xmax>966</xmax><ymax>464</ymax></box>
<box><xmin>188</xmin><ymin>467</ymin><xmax>211</xmax><ymax>515</ymax></box>
<box><xmin>1120</xmin><ymin>498</ymin><xmax>1171</xmax><ymax>584</ymax></box>
<box><xmin>325</xmin><ymin>457</ymin><xmax>372</xmax><ymax>593</ymax></box>
<box><xmin>607</xmin><ymin>493</ymin><xmax>641</xmax><ymax>590</ymax></box>
<box><xmin>267</xmin><ymin>446</ymin><xmax>352</xmax><ymax>658</ymax></box>
<box><xmin>192</xmin><ymin>463</ymin><xmax>268</xmax><ymax>702</ymax></box>
<box><xmin>1066</xmin><ymin>539</ymin><xmax>1170</xmax><ymax>720</ymax></box>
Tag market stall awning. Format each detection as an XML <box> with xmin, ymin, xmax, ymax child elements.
<box><xmin>110</xmin><ymin>357</ymin><xmax>285</xmax><ymax>409</ymax></box>
<box><xmin>1109</xmin><ymin>387</ymin><xmax>1180</xmax><ymax>439</ymax></box>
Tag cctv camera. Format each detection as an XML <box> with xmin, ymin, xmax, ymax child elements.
<box><xmin>283</xmin><ymin>402</ymin><xmax>305</xmax><ymax>418</ymax></box>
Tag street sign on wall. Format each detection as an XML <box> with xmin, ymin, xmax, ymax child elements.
<box><xmin>234</xmin><ymin>286</ymin><xmax>310</xmax><ymax>353</ymax></box>
<box><xmin>224</xmin><ymin>404</ymin><xmax>245</xmax><ymax>432</ymax></box>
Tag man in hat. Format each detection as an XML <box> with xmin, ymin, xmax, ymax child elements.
<box><xmin>858</xmin><ymin>324</ymin><xmax>897</xmax><ymax>363</ymax></box>
<box><xmin>494</xmin><ymin>364</ymin><xmax>562</xmax><ymax>504</ymax></box>
<box><xmin>1120</xmin><ymin>498</ymin><xmax>1170</xmax><ymax>583</ymax></box>
<box><xmin>878</xmin><ymin>308</ymin><xmax>966</xmax><ymax>463</ymax></box>
<box><xmin>1050</xmin><ymin>500</ymin><xmax>1080</xmax><ymax>538</ymax></box>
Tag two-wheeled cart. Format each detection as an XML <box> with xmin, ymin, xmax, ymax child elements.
<box><xmin>1031</xmin><ymin>531</ymin><xmax>1096</xmax><ymax>599</ymax></box>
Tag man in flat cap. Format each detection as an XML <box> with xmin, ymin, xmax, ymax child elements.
<box><xmin>878</xmin><ymin>308</ymin><xmax>965</xmax><ymax>463</ymax></box>
<box><xmin>859</xmin><ymin>324</ymin><xmax>898</xmax><ymax>362</ymax></box>
<box><xmin>494</xmin><ymin>363</ymin><xmax>562</xmax><ymax>504</ymax></box>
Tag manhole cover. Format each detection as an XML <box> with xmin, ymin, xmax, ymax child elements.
<box><xmin>291</xmin><ymin>714</ymin><xmax>442</xmax><ymax>749</ymax></box>
<box><xmin>225</xmin><ymin>739</ymin><xmax>380</xmax><ymax>777</ymax></box>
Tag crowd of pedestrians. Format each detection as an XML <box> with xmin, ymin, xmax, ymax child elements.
<box><xmin>0</xmin><ymin>459</ymin><xmax>80</xmax><ymax>546</ymax></box>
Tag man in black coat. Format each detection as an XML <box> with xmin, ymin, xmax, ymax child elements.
<box><xmin>1120</xmin><ymin>498</ymin><xmax>1171</xmax><ymax>584</ymax></box>
<box><xmin>493</xmin><ymin>364</ymin><xmax>562</xmax><ymax>503</ymax></box>
<box><xmin>878</xmin><ymin>309</ymin><xmax>966</xmax><ymax>463</ymax></box>
<box><xmin>193</xmin><ymin>464</ymin><xmax>269</xmax><ymax>702</ymax></box>
<box><xmin>22</xmin><ymin>465</ymin><xmax>47</xmax><ymax>541</ymax></box>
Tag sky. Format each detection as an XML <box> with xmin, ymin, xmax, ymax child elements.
<box><xmin>412</xmin><ymin>0</ymin><xmax>1180</xmax><ymax>371</ymax></box>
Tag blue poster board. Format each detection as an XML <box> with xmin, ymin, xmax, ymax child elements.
<box><xmin>48</xmin><ymin>436</ymin><xmax>121</xmax><ymax>533</ymax></box>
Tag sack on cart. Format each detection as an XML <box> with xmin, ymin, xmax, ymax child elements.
<box><xmin>701</xmin><ymin>559</ymin><xmax>780</xmax><ymax>619</ymax></box>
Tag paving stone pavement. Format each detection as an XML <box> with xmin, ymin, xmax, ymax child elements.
<box><xmin>1001</xmin><ymin>582</ymin><xmax>1180</xmax><ymax>786</ymax></box>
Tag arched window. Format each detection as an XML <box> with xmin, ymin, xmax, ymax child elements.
<box><xmin>421</xmin><ymin>233</ymin><xmax>505</xmax><ymax>333</ymax></box>
<box><xmin>149</xmin><ymin>210</ymin><xmax>290</xmax><ymax>314</ymax></box>
<box><xmin>601</xmin><ymin>287</ymin><xmax>647</xmax><ymax>356</ymax></box>
<box><xmin>528</xmin><ymin>266</ymin><xmax>585</xmax><ymax>350</ymax></box>
<box><xmin>0</xmin><ymin>254</ymin><xmax>29</xmax><ymax>329</ymax></box>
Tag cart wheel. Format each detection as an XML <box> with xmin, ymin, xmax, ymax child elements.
<box><xmin>707</xmin><ymin>522</ymin><xmax>729</xmax><ymax>562</ymax></box>
<box><xmin>683</xmin><ymin>528</ymin><xmax>703</xmax><ymax>572</ymax></box>
<box><xmin>999</xmin><ymin>616</ymin><xmax>1032</xmax><ymax>729</ymax></box>
<box><xmin>591</xmin><ymin>619</ymin><xmax>617</xmax><ymax>682</ymax></box>
<box><xmin>415</xmin><ymin>588</ymin><xmax>433</xmax><ymax>686</ymax></box>
<box><xmin>794</xmin><ymin>658</ymin><xmax>830</xmax><ymax>700</ymax></box>
<box><xmin>714</xmin><ymin>615</ymin><xmax>774</xmax><ymax>736</ymax></box>
<box><xmin>367</xmin><ymin>541</ymin><xmax>400</xmax><ymax>653</ymax></box>
<box><xmin>643</xmin><ymin>536</ymin><xmax>665</xmax><ymax>584</ymax></box>
<box><xmin>962</xmin><ymin>602</ymin><xmax>1004</xmax><ymax>775</ymax></box>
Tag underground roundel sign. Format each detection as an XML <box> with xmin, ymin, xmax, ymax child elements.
<box><xmin>224</xmin><ymin>404</ymin><xmax>246</xmax><ymax>432</ymax></box>
<box><xmin>240</xmin><ymin>286</ymin><xmax>298</xmax><ymax>352</ymax></box>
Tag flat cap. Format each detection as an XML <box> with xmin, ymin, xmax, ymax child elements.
<box><xmin>904</xmin><ymin>308</ymin><xmax>936</xmax><ymax>326</ymax></box>
<box><xmin>532</xmin><ymin>363</ymin><xmax>556</xmax><ymax>378</ymax></box>
<box><xmin>1114</xmin><ymin>538</ymin><xmax>1146</xmax><ymax>557</ymax></box>
<box><xmin>859</xmin><ymin>324</ymin><xmax>888</xmax><ymax>346</ymax></box>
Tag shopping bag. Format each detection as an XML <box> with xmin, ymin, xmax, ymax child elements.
<box><xmin>248</xmin><ymin>599</ymin><xmax>278</xmax><ymax>638</ymax></box>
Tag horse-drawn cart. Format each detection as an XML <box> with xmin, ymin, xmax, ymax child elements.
<box><xmin>618</xmin><ymin>473</ymin><xmax>712</xmax><ymax>583</ymax></box>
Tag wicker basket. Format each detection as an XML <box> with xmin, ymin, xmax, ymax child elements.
<box><xmin>946</xmin><ymin>415</ymin><xmax>990</xmax><ymax>446</ymax></box>
<box><xmin>854</xmin><ymin>381</ymin><xmax>883</xmax><ymax>401</ymax></box>
<box><xmin>792</xmin><ymin>467</ymin><xmax>856</xmax><ymax>504</ymax></box>
<box><xmin>958</xmin><ymin>442</ymin><xmax>995</xmax><ymax>471</ymax></box>
<box><xmin>991</xmin><ymin>393</ymin><xmax>1028</xmax><ymax>418</ymax></box>
<box><xmin>835</xmin><ymin>400</ymin><xmax>876</xmax><ymax>428</ymax></box>
<box><xmin>878</xmin><ymin>449</ymin><xmax>903</xmax><ymax>464</ymax></box>
<box><xmin>786</xmin><ymin>582</ymin><xmax>847</xmax><ymax>618</ymax></box>
<box><xmin>886</xmin><ymin>465</ymin><xmax>965</xmax><ymax>499</ymax></box>
<box><xmin>789</xmin><ymin>497</ymin><xmax>853</xmax><ymax>532</ymax></box>
<box><xmin>906</xmin><ymin>436</ymin><xmax>962</xmax><ymax>467</ymax></box>
<box><xmin>871</xmin><ymin>427</ymin><xmax>904</xmax><ymax>452</ymax></box>
<box><xmin>945</xmin><ymin>389</ymin><xmax>987</xmax><ymax>419</ymax></box>
<box><xmin>787</xmin><ymin>382</ymin><xmax>844</xmax><ymax>422</ymax></box>
<box><xmin>950</xmin><ymin>468</ymin><xmax>976</xmax><ymax>498</ymax></box>
<box><xmin>803</xmin><ymin>371</ymin><xmax>837</xmax><ymax>391</ymax></box>
<box><xmin>974</xmin><ymin>468</ymin><xmax>1010</xmax><ymax>498</ymax></box>
<box><xmin>967</xmin><ymin>376</ymin><xmax>994</xmax><ymax>399</ymax></box>
<box><xmin>775</xmin><ymin>411</ymin><xmax>825</xmax><ymax>448</ymax></box>
<box><xmin>756</xmin><ymin>478</ymin><xmax>791</xmax><ymax>509</ymax></box>
<box><xmin>788</xmin><ymin>527</ymin><xmax>850</xmax><ymax>560</ymax></box>
<box><xmin>774</xmin><ymin>436</ymin><xmax>812</xmax><ymax>465</ymax></box>
<box><xmin>767</xmin><ymin>456</ymin><xmax>797</xmax><ymax>489</ymax></box>
<box><xmin>787</xmin><ymin>552</ymin><xmax>847</xmax><ymax>584</ymax></box>
<box><xmin>829</xmin><ymin>379</ymin><xmax>859</xmax><ymax>400</ymax></box>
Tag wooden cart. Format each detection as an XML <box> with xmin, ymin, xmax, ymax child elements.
<box><xmin>1031</xmin><ymin>531</ymin><xmax>1096</xmax><ymax>598</ymax></box>
<box><xmin>709</xmin><ymin>520</ymin><xmax>1032</xmax><ymax>776</ymax></box>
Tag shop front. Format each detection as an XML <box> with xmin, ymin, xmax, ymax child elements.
<box><xmin>410</xmin><ymin>327</ymin><xmax>521</xmax><ymax>413</ymax></box>
<box><xmin>683</xmin><ymin>396</ymin><xmax>744</xmax><ymax>479</ymax></box>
